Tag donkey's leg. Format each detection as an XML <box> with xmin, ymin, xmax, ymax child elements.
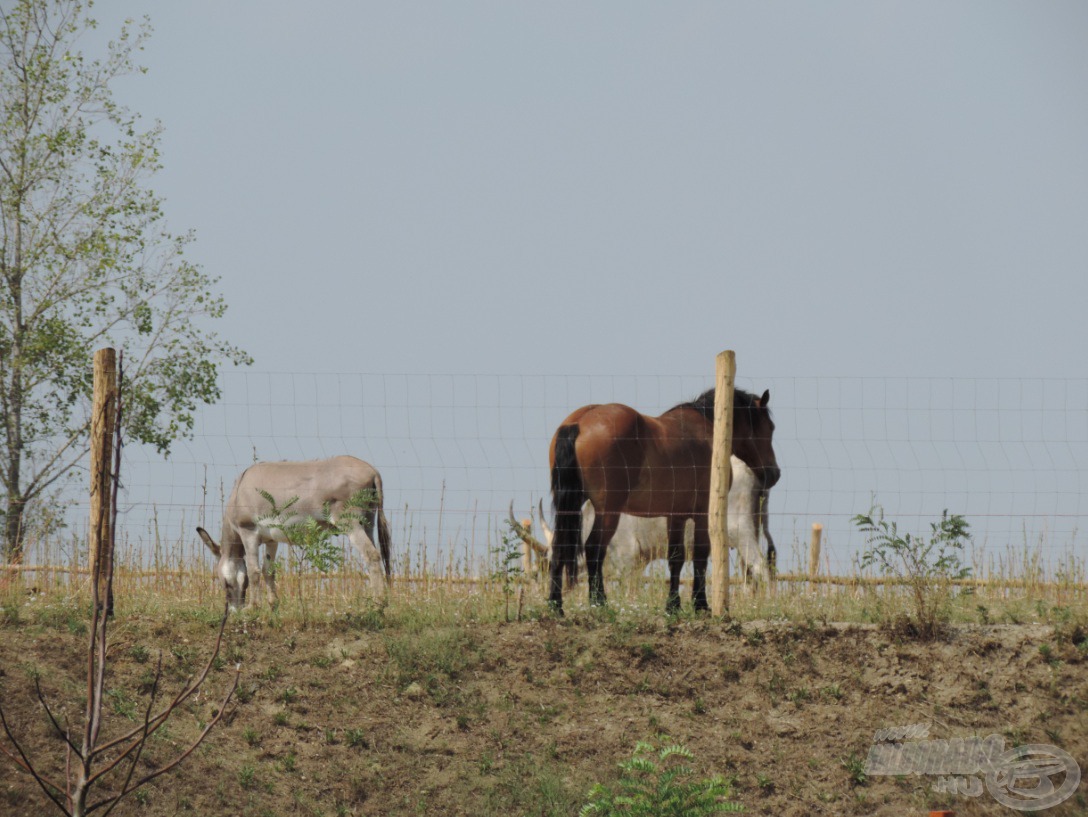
<box><xmin>239</xmin><ymin>530</ymin><xmax>264</xmax><ymax>608</ymax></box>
<box><xmin>585</xmin><ymin>512</ymin><xmax>618</xmax><ymax>607</ymax></box>
<box><xmin>344</xmin><ymin>519</ymin><xmax>387</xmax><ymax>594</ymax></box>
<box><xmin>691</xmin><ymin>514</ymin><xmax>711</xmax><ymax>612</ymax></box>
<box><xmin>263</xmin><ymin>541</ymin><xmax>281</xmax><ymax>606</ymax></box>
<box><xmin>665</xmin><ymin>516</ymin><xmax>687</xmax><ymax>614</ymax></box>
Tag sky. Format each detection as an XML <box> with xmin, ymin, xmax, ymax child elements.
<box><xmin>59</xmin><ymin>1</ymin><xmax>1088</xmax><ymax>578</ymax></box>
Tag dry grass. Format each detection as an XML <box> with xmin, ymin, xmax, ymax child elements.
<box><xmin>2</xmin><ymin>524</ymin><xmax>1087</xmax><ymax>817</ymax></box>
<box><xmin>3</xmin><ymin>521</ymin><xmax>1086</xmax><ymax>632</ymax></box>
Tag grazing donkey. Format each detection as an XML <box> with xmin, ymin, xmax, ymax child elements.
<box><xmin>198</xmin><ymin>455</ymin><xmax>391</xmax><ymax>609</ymax></box>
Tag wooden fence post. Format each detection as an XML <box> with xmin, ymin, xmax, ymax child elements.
<box><xmin>808</xmin><ymin>523</ymin><xmax>823</xmax><ymax>593</ymax></box>
<box><xmin>710</xmin><ymin>351</ymin><xmax>736</xmax><ymax>617</ymax></box>
<box><xmin>89</xmin><ymin>348</ymin><xmax>117</xmax><ymax>611</ymax></box>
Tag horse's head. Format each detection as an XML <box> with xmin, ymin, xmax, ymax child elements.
<box><xmin>733</xmin><ymin>389</ymin><xmax>780</xmax><ymax>490</ymax></box>
<box><xmin>197</xmin><ymin>527</ymin><xmax>248</xmax><ymax>610</ymax></box>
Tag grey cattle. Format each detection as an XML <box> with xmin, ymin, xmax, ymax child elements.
<box><xmin>514</xmin><ymin>455</ymin><xmax>770</xmax><ymax>583</ymax></box>
<box><xmin>198</xmin><ymin>456</ymin><xmax>392</xmax><ymax>609</ymax></box>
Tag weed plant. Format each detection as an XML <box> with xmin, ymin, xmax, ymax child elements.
<box><xmin>579</xmin><ymin>737</ymin><xmax>743</xmax><ymax>816</ymax></box>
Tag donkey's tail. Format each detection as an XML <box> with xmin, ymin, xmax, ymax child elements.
<box><xmin>550</xmin><ymin>424</ymin><xmax>583</xmax><ymax>587</ymax></box>
<box><xmin>374</xmin><ymin>475</ymin><xmax>393</xmax><ymax>584</ymax></box>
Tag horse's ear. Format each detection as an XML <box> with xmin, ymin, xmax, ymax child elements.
<box><xmin>760</xmin><ymin>389</ymin><xmax>771</xmax><ymax>408</ymax></box>
<box><xmin>197</xmin><ymin>527</ymin><xmax>221</xmax><ymax>558</ymax></box>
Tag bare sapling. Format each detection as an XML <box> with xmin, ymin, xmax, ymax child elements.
<box><xmin>0</xmin><ymin>351</ymin><xmax>240</xmax><ymax>816</ymax></box>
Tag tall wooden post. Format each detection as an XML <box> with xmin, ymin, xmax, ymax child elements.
<box><xmin>709</xmin><ymin>350</ymin><xmax>736</xmax><ymax>617</ymax></box>
<box><xmin>808</xmin><ymin>523</ymin><xmax>823</xmax><ymax>594</ymax></box>
<box><xmin>89</xmin><ymin>348</ymin><xmax>117</xmax><ymax>611</ymax></box>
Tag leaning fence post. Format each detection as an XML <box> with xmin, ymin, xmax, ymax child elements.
<box><xmin>89</xmin><ymin>348</ymin><xmax>117</xmax><ymax>611</ymax></box>
<box><xmin>710</xmin><ymin>350</ymin><xmax>736</xmax><ymax>617</ymax></box>
<box><xmin>808</xmin><ymin>522</ymin><xmax>823</xmax><ymax>594</ymax></box>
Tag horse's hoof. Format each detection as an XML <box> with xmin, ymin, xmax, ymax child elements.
<box><xmin>665</xmin><ymin>596</ymin><xmax>681</xmax><ymax>615</ymax></box>
<box><xmin>547</xmin><ymin>599</ymin><xmax>565</xmax><ymax>617</ymax></box>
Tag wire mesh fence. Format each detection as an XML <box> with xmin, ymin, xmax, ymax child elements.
<box><xmin>12</xmin><ymin>370</ymin><xmax>1088</xmax><ymax>588</ymax></box>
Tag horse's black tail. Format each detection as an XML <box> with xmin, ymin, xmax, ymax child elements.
<box><xmin>550</xmin><ymin>424</ymin><xmax>583</xmax><ymax>588</ymax></box>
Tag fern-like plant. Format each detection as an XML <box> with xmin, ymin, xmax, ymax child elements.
<box><xmin>580</xmin><ymin>737</ymin><xmax>743</xmax><ymax>816</ymax></box>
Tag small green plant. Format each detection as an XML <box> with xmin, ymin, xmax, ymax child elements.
<box><xmin>235</xmin><ymin>683</ymin><xmax>255</xmax><ymax>704</ymax></box>
<box><xmin>129</xmin><ymin>644</ymin><xmax>151</xmax><ymax>664</ymax></box>
<box><xmin>491</xmin><ymin>522</ymin><xmax>527</xmax><ymax>622</ymax></box>
<box><xmin>854</xmin><ymin>504</ymin><xmax>972</xmax><ymax>639</ymax></box>
<box><xmin>345</xmin><ymin>728</ymin><xmax>369</xmax><ymax>749</ymax></box>
<box><xmin>342</xmin><ymin>598</ymin><xmax>386</xmax><ymax>632</ymax></box>
<box><xmin>256</xmin><ymin>492</ymin><xmax>342</xmax><ymax>574</ymax></box>
<box><xmin>579</xmin><ymin>737</ymin><xmax>743</xmax><ymax>816</ymax></box>
<box><xmin>1038</xmin><ymin>643</ymin><xmax>1061</xmax><ymax>667</ymax></box>
<box><xmin>106</xmin><ymin>688</ymin><xmax>138</xmax><ymax>720</ymax></box>
<box><xmin>787</xmin><ymin>686</ymin><xmax>810</xmax><ymax>704</ymax></box>
<box><xmin>841</xmin><ymin>752</ymin><xmax>868</xmax><ymax>786</ymax></box>
<box><xmin>821</xmin><ymin>683</ymin><xmax>843</xmax><ymax>700</ymax></box>
<box><xmin>256</xmin><ymin>487</ymin><xmax>378</xmax><ymax>574</ymax></box>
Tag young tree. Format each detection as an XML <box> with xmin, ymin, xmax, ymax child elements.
<box><xmin>0</xmin><ymin>0</ymin><xmax>250</xmax><ymax>560</ymax></box>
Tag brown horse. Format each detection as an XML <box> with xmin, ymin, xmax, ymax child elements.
<box><xmin>548</xmin><ymin>388</ymin><xmax>779</xmax><ymax>613</ymax></box>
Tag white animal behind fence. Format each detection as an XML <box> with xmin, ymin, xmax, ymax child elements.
<box><xmin>511</xmin><ymin>455</ymin><xmax>770</xmax><ymax>583</ymax></box>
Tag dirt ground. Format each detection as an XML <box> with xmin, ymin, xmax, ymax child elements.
<box><xmin>1</xmin><ymin>597</ymin><xmax>1085</xmax><ymax>817</ymax></box>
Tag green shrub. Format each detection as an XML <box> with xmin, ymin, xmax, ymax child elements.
<box><xmin>854</xmin><ymin>504</ymin><xmax>971</xmax><ymax>639</ymax></box>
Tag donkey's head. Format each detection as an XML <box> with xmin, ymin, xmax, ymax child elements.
<box><xmin>197</xmin><ymin>527</ymin><xmax>248</xmax><ymax>610</ymax></box>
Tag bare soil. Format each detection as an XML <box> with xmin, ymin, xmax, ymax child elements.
<box><xmin>1</xmin><ymin>599</ymin><xmax>1085</xmax><ymax>817</ymax></box>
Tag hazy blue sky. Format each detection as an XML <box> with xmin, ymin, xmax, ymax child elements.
<box><xmin>72</xmin><ymin>2</ymin><xmax>1088</xmax><ymax>574</ymax></box>
<box><xmin>95</xmin><ymin>1</ymin><xmax>1088</xmax><ymax>379</ymax></box>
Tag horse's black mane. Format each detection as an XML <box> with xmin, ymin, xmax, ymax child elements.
<box><xmin>668</xmin><ymin>387</ymin><xmax>760</xmax><ymax>421</ymax></box>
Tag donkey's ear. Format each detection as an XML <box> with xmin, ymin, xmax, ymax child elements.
<box><xmin>196</xmin><ymin>527</ymin><xmax>221</xmax><ymax>558</ymax></box>
<box><xmin>760</xmin><ymin>389</ymin><xmax>771</xmax><ymax>407</ymax></box>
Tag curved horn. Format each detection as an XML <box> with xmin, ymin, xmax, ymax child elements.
<box><xmin>508</xmin><ymin>500</ymin><xmax>550</xmax><ymax>557</ymax></box>
<box><xmin>537</xmin><ymin>498</ymin><xmax>555</xmax><ymax>549</ymax></box>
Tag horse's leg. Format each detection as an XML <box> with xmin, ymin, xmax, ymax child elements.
<box><xmin>585</xmin><ymin>512</ymin><xmax>618</xmax><ymax>607</ymax></box>
<box><xmin>691</xmin><ymin>514</ymin><xmax>710</xmax><ymax>612</ymax></box>
<box><xmin>665</xmin><ymin>516</ymin><xmax>687</xmax><ymax>613</ymax></box>
<box><xmin>548</xmin><ymin>554</ymin><xmax>565</xmax><ymax>612</ymax></box>
<box><xmin>760</xmin><ymin>489</ymin><xmax>777</xmax><ymax>578</ymax></box>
